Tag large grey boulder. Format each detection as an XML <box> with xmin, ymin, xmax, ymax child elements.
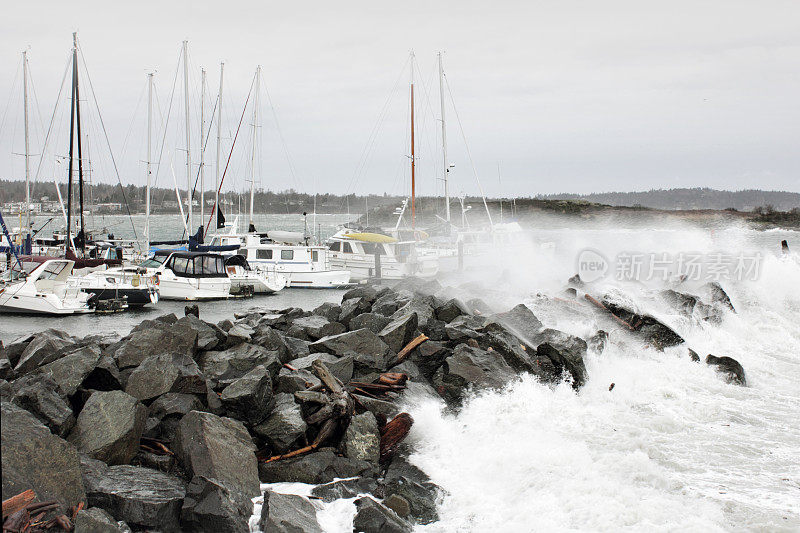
<box><xmin>706</xmin><ymin>354</ymin><xmax>747</xmax><ymax>386</ymax></box>
<box><xmin>290</xmin><ymin>315</ymin><xmax>346</xmax><ymax>340</ymax></box>
<box><xmin>259</xmin><ymin>491</ymin><xmax>322</xmax><ymax>533</ymax></box>
<box><xmin>37</xmin><ymin>343</ymin><xmax>102</xmax><ymax>397</ymax></box>
<box><xmin>311</xmin><ymin>477</ymin><xmax>379</xmax><ymax>502</ymax></box>
<box><xmin>444</xmin><ymin>314</ymin><xmax>485</xmax><ymax>342</ymax></box>
<box><xmin>372</xmin><ymin>290</ymin><xmax>410</xmax><ymax>317</ymax></box>
<box><xmin>181</xmin><ymin>476</ymin><xmax>253</xmax><ymax>533</ymax></box>
<box><xmin>1</xmin><ymin>402</ymin><xmax>86</xmax><ymax>508</ymax></box>
<box><xmin>288</xmin><ymin>353</ymin><xmax>354</xmax><ymax>384</ymax></box>
<box><xmin>220</xmin><ymin>365</ymin><xmax>274</xmax><ymax>425</ymax></box>
<box><xmin>384</xmin><ymin>457</ymin><xmax>439</xmax><ymax>524</ymax></box>
<box><xmin>350</xmin><ymin>312</ymin><xmax>392</xmax><ymax>334</ymax></box>
<box><xmin>82</xmin><ymin>461</ymin><xmax>185</xmax><ymax>532</ymax></box>
<box><xmin>489</xmin><ymin>304</ymin><xmax>543</xmax><ymax>343</ymax></box>
<box><xmin>111</xmin><ymin>320</ymin><xmax>197</xmax><ymax>369</ymax></box>
<box><xmin>434</xmin><ymin>298</ymin><xmax>469</xmax><ymax>324</ymax></box>
<box><xmin>433</xmin><ymin>344</ymin><xmax>516</xmax><ymax>404</ymax></box>
<box><xmin>343</xmin><ymin>411</ymin><xmax>380</xmax><ymax>464</ymax></box>
<box><xmin>312</xmin><ymin>301</ymin><xmax>342</xmax><ymax>322</ymax></box>
<box><xmin>176</xmin><ymin>314</ymin><xmax>224</xmax><ymax>351</ymax></box>
<box><xmin>68</xmin><ymin>390</ymin><xmax>147</xmax><ymax>465</ymax></box>
<box><xmin>1</xmin><ymin>333</ymin><xmax>34</xmax><ymax>367</ymax></box>
<box><xmin>477</xmin><ymin>322</ymin><xmax>555</xmax><ymax>379</ymax></box>
<box><xmin>198</xmin><ymin>343</ymin><xmax>281</xmax><ymax>389</ymax></box>
<box><xmin>406</xmin><ymin>341</ymin><xmax>449</xmax><ymax>380</ymax></box>
<box><xmin>310</xmin><ymin>329</ymin><xmax>393</xmax><ymax>373</ymax></box>
<box><xmin>379</xmin><ymin>313</ymin><xmax>419</xmax><ymax>354</ymax></box>
<box><xmin>81</xmin><ymin>355</ymin><xmax>123</xmax><ymax>392</ymax></box>
<box><xmin>125</xmin><ymin>352</ymin><xmax>206</xmax><ymax>401</ymax></box>
<box><xmin>258</xmin><ymin>447</ymin><xmax>374</xmax><ymax>484</ymax></box>
<box><xmin>74</xmin><ymin>507</ymin><xmax>132</xmax><ymax>533</ymax></box>
<box><xmin>252</xmin><ymin>393</ymin><xmax>307</xmax><ymax>453</ymax></box>
<box><xmin>352</xmin><ymin>497</ymin><xmax>411</xmax><ymax>533</ymax></box>
<box><xmin>338</xmin><ymin>297</ymin><xmax>372</xmax><ymax>327</ymax></box>
<box><xmin>535</xmin><ymin>329</ymin><xmax>588</xmax><ymax>388</ymax></box>
<box><xmin>391</xmin><ymin>296</ymin><xmax>435</xmax><ymax>326</ymax></box>
<box><xmin>14</xmin><ymin>329</ymin><xmax>75</xmax><ymax>374</ymax></box>
<box><xmin>147</xmin><ymin>393</ymin><xmax>204</xmax><ymax>444</ymax></box>
<box><xmin>11</xmin><ymin>374</ymin><xmax>75</xmax><ymax>437</ymax></box>
<box><xmin>174</xmin><ymin>410</ymin><xmax>260</xmax><ymax>497</ymax></box>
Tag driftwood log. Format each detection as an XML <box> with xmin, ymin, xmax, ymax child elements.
<box><xmin>379</xmin><ymin>413</ymin><xmax>414</xmax><ymax>464</ymax></box>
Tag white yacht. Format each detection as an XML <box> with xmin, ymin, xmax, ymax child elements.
<box><xmin>0</xmin><ymin>259</ymin><xmax>92</xmax><ymax>315</ymax></box>
<box><xmin>223</xmin><ymin>254</ymin><xmax>287</xmax><ymax>294</ymax></box>
<box><xmin>326</xmin><ymin>229</ymin><xmax>439</xmax><ymax>281</ymax></box>
<box><xmin>67</xmin><ymin>270</ymin><xmax>159</xmax><ymax>308</ymax></box>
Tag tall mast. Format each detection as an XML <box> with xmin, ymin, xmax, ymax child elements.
<box><xmin>215</xmin><ymin>62</ymin><xmax>224</xmax><ymax>230</ymax></box>
<box><xmin>66</xmin><ymin>37</ymin><xmax>77</xmax><ymax>252</ymax></box>
<box><xmin>182</xmin><ymin>40</ymin><xmax>193</xmax><ymax>232</ymax></box>
<box><xmin>145</xmin><ymin>72</ymin><xmax>153</xmax><ymax>251</ymax></box>
<box><xmin>249</xmin><ymin>66</ymin><xmax>260</xmax><ymax>231</ymax></box>
<box><xmin>200</xmin><ymin>68</ymin><xmax>206</xmax><ymax>227</ymax></box>
<box><xmin>22</xmin><ymin>51</ymin><xmax>31</xmax><ymax>237</ymax></box>
<box><xmin>410</xmin><ymin>54</ymin><xmax>416</xmax><ymax>229</ymax></box>
<box><xmin>74</xmin><ymin>33</ymin><xmax>85</xmax><ymax>251</ymax></box>
<box><xmin>438</xmin><ymin>52</ymin><xmax>450</xmax><ymax>223</ymax></box>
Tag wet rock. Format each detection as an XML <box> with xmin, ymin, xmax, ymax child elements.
<box><xmin>82</xmin><ymin>461</ymin><xmax>185</xmax><ymax>532</ymax></box>
<box><xmin>391</xmin><ymin>296</ymin><xmax>435</xmax><ymax>326</ymax></box>
<box><xmin>156</xmin><ymin>312</ymin><xmax>179</xmax><ymax>325</ymax></box>
<box><xmin>310</xmin><ymin>329</ymin><xmax>393</xmax><ymax>362</ymax></box>
<box><xmin>489</xmin><ymin>303</ymin><xmax>543</xmax><ymax>343</ymax></box>
<box><xmin>177</xmin><ymin>314</ymin><xmax>223</xmax><ymax>351</ymax></box>
<box><xmin>37</xmin><ymin>343</ymin><xmax>102</xmax><ymax>397</ymax></box>
<box><xmin>444</xmin><ymin>314</ymin><xmax>486</xmax><ymax>342</ymax></box>
<box><xmin>433</xmin><ymin>344</ymin><xmax>516</xmax><ymax>404</ymax></box>
<box><xmin>111</xmin><ymin>320</ymin><xmax>197</xmax><ymax>369</ymax></box>
<box><xmin>289</xmin><ymin>353</ymin><xmax>354</xmax><ymax>384</ymax></box>
<box><xmin>133</xmin><ymin>451</ymin><xmax>176</xmax><ymax>473</ymax></box>
<box><xmin>81</xmin><ymin>355</ymin><xmax>123</xmax><ymax>391</ymax></box>
<box><xmin>220</xmin><ymin>365</ymin><xmax>274</xmax><ymax>425</ymax></box>
<box><xmin>275</xmin><ymin>367</ymin><xmax>322</xmax><ymax>393</ymax></box>
<box><xmin>223</xmin><ymin>324</ymin><xmax>255</xmax><ymax>348</ymax></box>
<box><xmin>355</xmin><ymin>395</ymin><xmax>399</xmax><ymax>419</ymax></box>
<box><xmin>435</xmin><ymin>298</ymin><xmax>469</xmax><ymax>324</ymax></box>
<box><xmin>350</xmin><ymin>312</ymin><xmax>392</xmax><ymax>333</ymax></box>
<box><xmin>174</xmin><ymin>410</ymin><xmax>260</xmax><ymax>497</ymax></box>
<box><xmin>406</xmin><ymin>340</ymin><xmax>450</xmax><ymax>380</ymax></box>
<box><xmin>125</xmin><ymin>353</ymin><xmax>207</xmax><ymax>401</ymax></box>
<box><xmin>384</xmin><ymin>473</ymin><xmax>439</xmax><ymax>524</ymax></box>
<box><xmin>660</xmin><ymin>290</ymin><xmax>698</xmax><ymax>316</ymax></box>
<box><xmin>252</xmin><ymin>326</ymin><xmax>307</xmax><ymax>363</ymax></box>
<box><xmin>1</xmin><ymin>402</ymin><xmax>86</xmax><ymax>508</ymax></box>
<box><xmin>536</xmin><ymin>329</ymin><xmax>588</xmax><ymax>388</ymax></box>
<box><xmin>311</xmin><ymin>477</ymin><xmax>379</xmax><ymax>502</ymax></box>
<box><xmin>704</xmin><ymin>281</ymin><xmax>735</xmax><ymax>312</ymax></box>
<box><xmin>706</xmin><ymin>354</ymin><xmax>747</xmax><ymax>386</ymax></box>
<box><xmin>343</xmin><ymin>411</ymin><xmax>380</xmax><ymax>464</ymax></box>
<box><xmin>290</xmin><ymin>315</ymin><xmax>346</xmax><ymax>340</ymax></box>
<box><xmin>464</xmin><ymin>298</ymin><xmax>493</xmax><ymax>316</ymax></box>
<box><xmin>474</xmin><ymin>322</ymin><xmax>543</xmax><ymax>375</ymax></box>
<box><xmin>343</xmin><ymin>286</ymin><xmax>379</xmax><ymax>303</ymax></box>
<box><xmin>259</xmin><ymin>490</ymin><xmax>322</xmax><ymax>533</ymax></box>
<box><xmin>74</xmin><ymin>507</ymin><xmax>132</xmax><ymax>533</ymax></box>
<box><xmin>68</xmin><ymin>390</ymin><xmax>147</xmax><ymax>465</ymax></box>
<box><xmin>11</xmin><ymin>374</ymin><xmax>75</xmax><ymax>437</ymax></box>
<box><xmin>14</xmin><ymin>329</ymin><xmax>75</xmax><ymax>374</ymax></box>
<box><xmin>419</xmin><ymin>317</ymin><xmax>448</xmax><ymax>342</ymax></box>
<box><xmin>0</xmin><ymin>377</ymin><xmax>12</xmax><ymax>401</ymax></box>
<box><xmin>181</xmin><ymin>476</ymin><xmax>252</xmax><ymax>533</ymax></box>
<box><xmin>0</xmin><ymin>357</ymin><xmax>10</xmax><ymax>380</ymax></box>
<box><xmin>372</xmin><ymin>291</ymin><xmax>409</xmax><ymax>317</ymax></box>
<box><xmin>602</xmin><ymin>300</ymin><xmax>684</xmax><ymax>349</ymax></box>
<box><xmin>199</xmin><ymin>343</ymin><xmax>281</xmax><ymax>389</ymax></box>
<box><xmin>252</xmin><ymin>393</ymin><xmax>307</xmax><ymax>453</ymax></box>
<box><xmin>312</xmin><ymin>301</ymin><xmax>342</xmax><ymax>322</ymax></box>
<box><xmin>384</xmin><ymin>494</ymin><xmax>411</xmax><ymax>519</ymax></box>
<box><xmin>185</xmin><ymin>304</ymin><xmax>200</xmax><ymax>317</ymax></box>
<box><xmin>379</xmin><ymin>313</ymin><xmax>419</xmax><ymax>354</ymax></box>
<box><xmin>147</xmin><ymin>393</ymin><xmax>204</xmax><ymax>443</ymax></box>
<box><xmin>587</xmin><ymin>330</ymin><xmax>608</xmax><ymax>354</ymax></box>
<box><xmin>688</xmin><ymin>348</ymin><xmax>700</xmax><ymax>362</ymax></box>
<box><xmin>339</xmin><ymin>296</ymin><xmax>372</xmax><ymax>327</ymax></box>
<box><xmin>1</xmin><ymin>334</ymin><xmax>33</xmax><ymax>367</ymax></box>
<box><xmin>352</xmin><ymin>497</ymin><xmax>411</xmax><ymax>533</ymax></box>
<box><xmin>258</xmin><ymin>447</ymin><xmax>374</xmax><ymax>484</ymax></box>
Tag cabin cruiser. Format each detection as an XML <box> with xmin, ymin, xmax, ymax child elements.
<box><xmin>208</xmin><ymin>231</ymin><xmax>351</xmax><ymax>288</ymax></box>
<box><xmin>326</xmin><ymin>229</ymin><xmax>439</xmax><ymax>281</ymax></box>
<box><xmin>67</xmin><ymin>270</ymin><xmax>159</xmax><ymax>308</ymax></box>
<box><xmin>0</xmin><ymin>259</ymin><xmax>92</xmax><ymax>315</ymax></box>
<box><xmin>224</xmin><ymin>254</ymin><xmax>287</xmax><ymax>294</ymax></box>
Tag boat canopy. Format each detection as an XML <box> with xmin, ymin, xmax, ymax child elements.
<box><xmin>159</xmin><ymin>251</ymin><xmax>228</xmax><ymax>278</ymax></box>
<box><xmin>344</xmin><ymin>232</ymin><xmax>397</xmax><ymax>244</ymax></box>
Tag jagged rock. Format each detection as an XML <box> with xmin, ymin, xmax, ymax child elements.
<box><xmin>156</xmin><ymin>312</ymin><xmax>179</xmax><ymax>325</ymax></box>
<box><xmin>384</xmin><ymin>475</ymin><xmax>439</xmax><ymax>524</ymax></box>
<box><xmin>74</xmin><ymin>507</ymin><xmax>132</xmax><ymax>533</ymax></box>
<box><xmin>688</xmin><ymin>348</ymin><xmax>700</xmax><ymax>362</ymax></box>
<box><xmin>311</xmin><ymin>477</ymin><xmax>379</xmax><ymax>502</ymax></box>
<box><xmin>133</xmin><ymin>451</ymin><xmax>176</xmax><ymax>473</ymax></box>
<box><xmin>660</xmin><ymin>290</ymin><xmax>698</xmax><ymax>316</ymax></box>
<box><xmin>174</xmin><ymin>410</ymin><xmax>260</xmax><ymax>497</ymax></box>
<box><xmin>258</xmin><ymin>447</ymin><xmax>374</xmax><ymax>484</ymax></box>
<box><xmin>464</xmin><ymin>298</ymin><xmax>493</xmax><ymax>316</ymax></box>
<box><xmin>275</xmin><ymin>367</ymin><xmax>322</xmax><ymax>393</ymax></box>
<box><xmin>343</xmin><ymin>286</ymin><xmax>379</xmax><ymax>303</ymax></box>
<box><xmin>125</xmin><ymin>353</ymin><xmax>206</xmax><ymax>401</ymax></box>
<box><xmin>406</xmin><ymin>340</ymin><xmax>449</xmax><ymax>379</ymax></box>
<box><xmin>536</xmin><ymin>329</ymin><xmax>588</xmax><ymax>388</ymax></box>
<box><xmin>181</xmin><ymin>476</ymin><xmax>252</xmax><ymax>533</ymax></box>
<box><xmin>82</xmin><ymin>461</ymin><xmax>185</xmax><ymax>532</ymax></box>
<box><xmin>0</xmin><ymin>378</ymin><xmax>12</xmax><ymax>401</ymax></box>
<box><xmin>252</xmin><ymin>326</ymin><xmax>306</xmax><ymax>363</ymax></box>
<box><xmin>390</xmin><ymin>360</ymin><xmax>424</xmax><ymax>382</ymax></box>
<box><xmin>471</xmin><ymin>321</ymin><xmax>541</xmax><ymax>376</ymax></box>
<box><xmin>14</xmin><ymin>329</ymin><xmax>75</xmax><ymax>374</ymax></box>
<box><xmin>379</xmin><ymin>313</ymin><xmax>419</xmax><ymax>354</ymax></box>
<box><xmin>445</xmin><ymin>314</ymin><xmax>486</xmax><ymax>342</ymax></box>
<box><xmin>68</xmin><ymin>390</ymin><xmax>147</xmax><ymax>465</ymax></box>
<box><xmin>0</xmin><ymin>357</ymin><xmax>10</xmax><ymax>380</ymax></box>
<box><xmin>489</xmin><ymin>303</ymin><xmax>543</xmax><ymax>342</ymax></box>
<box><xmin>705</xmin><ymin>281</ymin><xmax>735</xmax><ymax>312</ymax></box>
<box><xmin>147</xmin><ymin>393</ymin><xmax>204</xmax><ymax>444</ymax></box>
<box><xmin>223</xmin><ymin>324</ymin><xmax>254</xmax><ymax>348</ymax></box>
<box><xmin>220</xmin><ymin>365</ymin><xmax>273</xmax><ymax>425</ymax></box>
<box><xmin>587</xmin><ymin>330</ymin><xmax>608</xmax><ymax>353</ymax></box>
<box><xmin>111</xmin><ymin>321</ymin><xmax>197</xmax><ymax>369</ymax></box>
<box><xmin>372</xmin><ymin>291</ymin><xmax>409</xmax><ymax>317</ymax></box>
<box><xmin>259</xmin><ymin>491</ymin><xmax>322</xmax><ymax>533</ymax></box>
<box><xmin>355</xmin><ymin>395</ymin><xmax>398</xmax><ymax>419</ymax></box>
<box><xmin>81</xmin><ymin>355</ymin><xmax>123</xmax><ymax>391</ymax></box>
<box><xmin>384</xmin><ymin>494</ymin><xmax>411</xmax><ymax>518</ymax></box>
<box><xmin>198</xmin><ymin>343</ymin><xmax>282</xmax><ymax>389</ymax></box>
<box><xmin>601</xmin><ymin>300</ymin><xmax>684</xmax><ymax>349</ymax></box>
<box><xmin>391</xmin><ymin>296</ymin><xmax>435</xmax><ymax>326</ymax></box>
<box><xmin>37</xmin><ymin>343</ymin><xmax>102</xmax><ymax>397</ymax></box>
<box><xmin>343</xmin><ymin>411</ymin><xmax>380</xmax><ymax>464</ymax></box>
<box><xmin>177</xmin><ymin>315</ymin><xmax>223</xmax><ymax>351</ymax></box>
<box><xmin>11</xmin><ymin>374</ymin><xmax>75</xmax><ymax>437</ymax></box>
<box><xmin>252</xmin><ymin>393</ymin><xmax>307</xmax><ymax>453</ymax></box>
<box><xmin>1</xmin><ymin>402</ymin><xmax>86</xmax><ymax>508</ymax></box>
<box><xmin>350</xmin><ymin>312</ymin><xmax>392</xmax><ymax>333</ymax></box>
<box><xmin>339</xmin><ymin>297</ymin><xmax>372</xmax><ymax>326</ymax></box>
<box><xmin>312</xmin><ymin>301</ymin><xmax>342</xmax><ymax>322</ymax></box>
<box><xmin>290</xmin><ymin>315</ymin><xmax>346</xmax><ymax>341</ymax></box>
<box><xmin>435</xmin><ymin>298</ymin><xmax>469</xmax><ymax>324</ymax></box>
<box><xmin>309</xmin><ymin>329</ymin><xmax>393</xmax><ymax>372</ymax></box>
<box><xmin>288</xmin><ymin>353</ymin><xmax>354</xmax><ymax>384</ymax></box>
<box><xmin>706</xmin><ymin>354</ymin><xmax>747</xmax><ymax>385</ymax></box>
<box><xmin>1</xmin><ymin>334</ymin><xmax>34</xmax><ymax>367</ymax></box>
<box><xmin>352</xmin><ymin>497</ymin><xmax>411</xmax><ymax>533</ymax></box>
<box><xmin>433</xmin><ymin>344</ymin><xmax>516</xmax><ymax>404</ymax></box>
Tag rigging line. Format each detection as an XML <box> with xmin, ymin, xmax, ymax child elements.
<box><xmin>262</xmin><ymin>81</ymin><xmax>304</xmax><ymax>194</ymax></box>
<box><xmin>26</xmin><ymin>58</ymin><xmax>49</xmax><ymax>147</ymax></box>
<box><xmin>117</xmin><ymin>78</ymin><xmax>147</xmax><ymax>185</ymax></box>
<box><xmin>76</xmin><ymin>38</ymin><xmax>139</xmax><ymax>241</ymax></box>
<box><xmin>205</xmin><ymin>74</ymin><xmax>255</xmax><ymax>235</ymax></box>
<box><xmin>150</xmin><ymin>47</ymin><xmax>182</xmax><ymax>211</ymax></box>
<box><xmin>445</xmin><ymin>75</ymin><xmax>493</xmax><ymax>228</ymax></box>
<box><xmin>180</xmin><ymin>95</ymin><xmax>219</xmax><ymax>238</ymax></box>
<box><xmin>0</xmin><ymin>59</ymin><xmax>21</xmax><ymax>139</ymax></box>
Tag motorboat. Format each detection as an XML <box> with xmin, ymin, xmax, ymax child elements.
<box><xmin>0</xmin><ymin>259</ymin><xmax>92</xmax><ymax>315</ymax></box>
<box><xmin>326</xmin><ymin>229</ymin><xmax>439</xmax><ymax>281</ymax></box>
<box><xmin>67</xmin><ymin>270</ymin><xmax>159</xmax><ymax>308</ymax></box>
<box><xmin>223</xmin><ymin>254</ymin><xmax>287</xmax><ymax>294</ymax></box>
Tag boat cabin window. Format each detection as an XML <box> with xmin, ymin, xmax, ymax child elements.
<box><xmin>140</xmin><ymin>258</ymin><xmax>163</xmax><ymax>268</ymax></box>
<box><xmin>38</xmin><ymin>262</ymin><xmax>68</xmax><ymax>280</ymax></box>
<box><xmin>281</xmin><ymin>250</ymin><xmax>294</xmax><ymax>260</ymax></box>
<box><xmin>342</xmin><ymin>242</ymin><xmax>354</xmax><ymax>254</ymax></box>
<box><xmin>169</xmin><ymin>255</ymin><xmax>226</xmax><ymax>277</ymax></box>
<box><xmin>236</xmin><ymin>249</ymin><xmax>248</xmax><ymax>258</ymax></box>
<box><xmin>257</xmin><ymin>249</ymin><xmax>273</xmax><ymax>260</ymax></box>
<box><xmin>171</xmin><ymin>256</ymin><xmax>189</xmax><ymax>274</ymax></box>
<box><xmin>361</xmin><ymin>242</ymin><xmax>386</xmax><ymax>255</ymax></box>
<box><xmin>328</xmin><ymin>241</ymin><xmax>340</xmax><ymax>252</ymax></box>
<box><xmin>311</xmin><ymin>250</ymin><xmax>319</xmax><ymax>262</ymax></box>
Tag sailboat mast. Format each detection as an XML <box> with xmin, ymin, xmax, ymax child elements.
<box><xmin>438</xmin><ymin>52</ymin><xmax>450</xmax><ymax>223</ymax></box>
<box><xmin>215</xmin><ymin>62</ymin><xmax>224</xmax><ymax>230</ymax></box>
<box><xmin>74</xmin><ymin>33</ymin><xmax>85</xmax><ymax>251</ymax></box>
<box><xmin>182</xmin><ymin>40</ymin><xmax>193</xmax><ymax>232</ymax></box>
<box><xmin>22</xmin><ymin>51</ymin><xmax>31</xmax><ymax>237</ymax></box>
<box><xmin>249</xmin><ymin>66</ymin><xmax>260</xmax><ymax>231</ymax></box>
<box><xmin>200</xmin><ymin>68</ymin><xmax>207</xmax><ymax>227</ymax></box>
<box><xmin>410</xmin><ymin>55</ymin><xmax>416</xmax><ymax>229</ymax></box>
<box><xmin>65</xmin><ymin>35</ymin><xmax>77</xmax><ymax>252</ymax></box>
<box><xmin>145</xmin><ymin>72</ymin><xmax>153</xmax><ymax>251</ymax></box>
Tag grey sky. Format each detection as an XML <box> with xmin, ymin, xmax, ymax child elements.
<box><xmin>2</xmin><ymin>0</ymin><xmax>799</xmax><ymax>199</ymax></box>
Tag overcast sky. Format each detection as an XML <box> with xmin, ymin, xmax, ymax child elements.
<box><xmin>1</xmin><ymin>0</ymin><xmax>799</xmax><ymax>199</ymax></box>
